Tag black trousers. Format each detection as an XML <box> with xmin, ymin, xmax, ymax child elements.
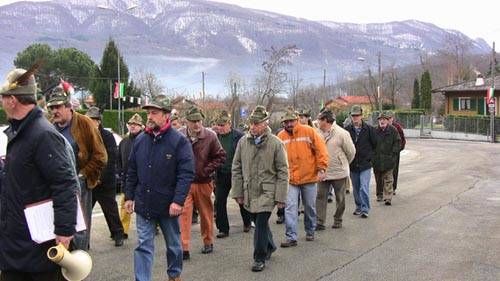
<box><xmin>92</xmin><ymin>185</ymin><xmax>125</xmax><ymax>239</ymax></box>
<box><xmin>0</xmin><ymin>271</ymin><xmax>65</xmax><ymax>281</ymax></box>
<box><xmin>393</xmin><ymin>152</ymin><xmax>401</xmax><ymax>191</ymax></box>
<box><xmin>251</xmin><ymin>212</ymin><xmax>276</xmax><ymax>262</ymax></box>
<box><xmin>215</xmin><ymin>171</ymin><xmax>252</xmax><ymax>233</ymax></box>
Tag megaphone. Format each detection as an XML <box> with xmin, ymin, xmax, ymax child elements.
<box><xmin>47</xmin><ymin>243</ymin><xmax>93</xmax><ymax>281</ymax></box>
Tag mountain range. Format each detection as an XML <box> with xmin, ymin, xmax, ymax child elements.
<box><xmin>0</xmin><ymin>0</ymin><xmax>491</xmax><ymax>94</ymax></box>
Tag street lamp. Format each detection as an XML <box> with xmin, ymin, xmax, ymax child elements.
<box><xmin>98</xmin><ymin>4</ymin><xmax>138</xmax><ymax>135</ymax></box>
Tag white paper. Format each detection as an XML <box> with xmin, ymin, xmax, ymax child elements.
<box><xmin>24</xmin><ymin>196</ymin><xmax>86</xmax><ymax>244</ymax></box>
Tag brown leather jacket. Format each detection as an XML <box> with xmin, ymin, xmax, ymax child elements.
<box><xmin>179</xmin><ymin>127</ymin><xmax>226</xmax><ymax>183</ymax></box>
<box><xmin>71</xmin><ymin>112</ymin><xmax>108</xmax><ymax>188</ymax></box>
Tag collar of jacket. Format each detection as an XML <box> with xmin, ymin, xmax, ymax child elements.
<box><xmin>321</xmin><ymin>123</ymin><xmax>339</xmax><ymax>141</ymax></box>
<box><xmin>5</xmin><ymin>106</ymin><xmax>41</xmax><ymax>143</ymax></box>
<box><xmin>145</xmin><ymin>119</ymin><xmax>171</xmax><ymax>136</ymax></box>
<box><xmin>246</xmin><ymin>126</ymin><xmax>271</xmax><ymax>145</ymax></box>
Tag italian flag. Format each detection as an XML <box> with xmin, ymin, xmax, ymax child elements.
<box><xmin>487</xmin><ymin>86</ymin><xmax>495</xmax><ymax>103</ymax></box>
<box><xmin>114</xmin><ymin>82</ymin><xmax>125</xmax><ymax>99</ymax></box>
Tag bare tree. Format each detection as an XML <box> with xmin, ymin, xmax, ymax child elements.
<box><xmin>385</xmin><ymin>64</ymin><xmax>404</xmax><ymax>108</ymax></box>
<box><xmin>287</xmin><ymin>71</ymin><xmax>302</xmax><ymax>108</ymax></box>
<box><xmin>134</xmin><ymin>69</ymin><xmax>165</xmax><ymax>100</ymax></box>
<box><xmin>255</xmin><ymin>45</ymin><xmax>301</xmax><ymax>112</ymax></box>
<box><xmin>439</xmin><ymin>35</ymin><xmax>473</xmax><ymax>83</ymax></box>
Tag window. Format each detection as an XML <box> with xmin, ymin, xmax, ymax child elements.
<box><xmin>458</xmin><ymin>97</ymin><xmax>471</xmax><ymax>111</ymax></box>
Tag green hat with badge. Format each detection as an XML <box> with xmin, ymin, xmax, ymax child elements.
<box><xmin>128</xmin><ymin>113</ymin><xmax>144</xmax><ymax>126</ymax></box>
<box><xmin>185</xmin><ymin>106</ymin><xmax>205</xmax><ymax>121</ymax></box>
<box><xmin>0</xmin><ymin>68</ymin><xmax>38</xmax><ymax>97</ymax></box>
<box><xmin>377</xmin><ymin>111</ymin><xmax>390</xmax><ymax>120</ymax></box>
<box><xmin>46</xmin><ymin>85</ymin><xmax>71</xmax><ymax>107</ymax></box>
<box><xmin>249</xmin><ymin>105</ymin><xmax>270</xmax><ymax>123</ymax></box>
<box><xmin>298</xmin><ymin>109</ymin><xmax>311</xmax><ymax>117</ymax></box>
<box><xmin>85</xmin><ymin>106</ymin><xmax>102</xmax><ymax>120</ymax></box>
<box><xmin>350</xmin><ymin>105</ymin><xmax>363</xmax><ymax>116</ymax></box>
<box><xmin>281</xmin><ymin>107</ymin><xmax>299</xmax><ymax>122</ymax></box>
<box><xmin>142</xmin><ymin>95</ymin><xmax>172</xmax><ymax>112</ymax></box>
<box><xmin>215</xmin><ymin>110</ymin><xmax>231</xmax><ymax>125</ymax></box>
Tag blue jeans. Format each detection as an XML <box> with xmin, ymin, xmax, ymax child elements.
<box><xmin>135</xmin><ymin>214</ymin><xmax>183</xmax><ymax>281</ymax></box>
<box><xmin>285</xmin><ymin>183</ymin><xmax>317</xmax><ymax>241</ymax></box>
<box><xmin>351</xmin><ymin>169</ymin><xmax>372</xmax><ymax>214</ymax></box>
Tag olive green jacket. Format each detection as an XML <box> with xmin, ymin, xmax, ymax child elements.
<box><xmin>231</xmin><ymin>127</ymin><xmax>289</xmax><ymax>213</ymax></box>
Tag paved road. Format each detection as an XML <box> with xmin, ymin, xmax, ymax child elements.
<box><xmin>88</xmin><ymin>139</ymin><xmax>500</xmax><ymax>281</ymax></box>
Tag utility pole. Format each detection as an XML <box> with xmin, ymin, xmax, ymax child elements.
<box><xmin>202</xmin><ymin>71</ymin><xmax>205</xmax><ymax>102</ymax></box>
<box><xmin>231</xmin><ymin>82</ymin><xmax>239</xmax><ymax>128</ymax></box>
<box><xmin>490</xmin><ymin>42</ymin><xmax>496</xmax><ymax>143</ymax></box>
<box><xmin>378</xmin><ymin>51</ymin><xmax>382</xmax><ymax>111</ymax></box>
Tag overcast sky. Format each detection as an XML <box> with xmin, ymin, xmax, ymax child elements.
<box><xmin>1</xmin><ymin>0</ymin><xmax>498</xmax><ymax>47</ymax></box>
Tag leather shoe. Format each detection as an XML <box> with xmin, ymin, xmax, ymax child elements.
<box><xmin>315</xmin><ymin>224</ymin><xmax>326</xmax><ymax>231</ymax></box>
<box><xmin>305</xmin><ymin>235</ymin><xmax>314</xmax><ymax>241</ymax></box>
<box><xmin>332</xmin><ymin>223</ymin><xmax>342</xmax><ymax>229</ymax></box>
<box><xmin>251</xmin><ymin>261</ymin><xmax>265</xmax><ymax>272</ymax></box>
<box><xmin>385</xmin><ymin>200</ymin><xmax>392</xmax><ymax>206</ymax></box>
<box><xmin>183</xmin><ymin>251</ymin><xmax>190</xmax><ymax>260</ymax></box>
<box><xmin>114</xmin><ymin>238</ymin><xmax>124</xmax><ymax>247</ymax></box>
<box><xmin>243</xmin><ymin>225</ymin><xmax>251</xmax><ymax>232</ymax></box>
<box><xmin>201</xmin><ymin>244</ymin><xmax>213</xmax><ymax>254</ymax></box>
<box><xmin>280</xmin><ymin>240</ymin><xmax>297</xmax><ymax>248</ymax></box>
<box><xmin>216</xmin><ymin>232</ymin><xmax>229</xmax><ymax>238</ymax></box>
<box><xmin>276</xmin><ymin>215</ymin><xmax>284</xmax><ymax>224</ymax></box>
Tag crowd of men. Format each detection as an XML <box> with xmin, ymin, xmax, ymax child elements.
<box><xmin>0</xmin><ymin>66</ymin><xmax>405</xmax><ymax>281</ymax></box>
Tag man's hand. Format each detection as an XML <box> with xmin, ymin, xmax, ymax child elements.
<box><xmin>235</xmin><ymin>197</ymin><xmax>244</xmax><ymax>205</ymax></box>
<box><xmin>276</xmin><ymin>202</ymin><xmax>285</xmax><ymax>209</ymax></box>
<box><xmin>169</xmin><ymin>203</ymin><xmax>183</xmax><ymax>217</ymax></box>
<box><xmin>318</xmin><ymin>170</ymin><xmax>327</xmax><ymax>181</ymax></box>
<box><xmin>124</xmin><ymin>200</ymin><xmax>134</xmax><ymax>214</ymax></box>
<box><xmin>55</xmin><ymin>235</ymin><xmax>73</xmax><ymax>249</ymax></box>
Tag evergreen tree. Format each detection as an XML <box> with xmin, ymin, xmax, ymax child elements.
<box><xmin>420</xmin><ymin>70</ymin><xmax>432</xmax><ymax>112</ymax></box>
<box><xmin>486</xmin><ymin>58</ymin><xmax>500</xmax><ymax>77</ymax></box>
<box><xmin>412</xmin><ymin>78</ymin><xmax>420</xmax><ymax>109</ymax></box>
<box><xmin>90</xmin><ymin>38</ymin><xmax>130</xmax><ymax>109</ymax></box>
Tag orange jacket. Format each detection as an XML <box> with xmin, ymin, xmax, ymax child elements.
<box><xmin>278</xmin><ymin>123</ymin><xmax>328</xmax><ymax>185</ymax></box>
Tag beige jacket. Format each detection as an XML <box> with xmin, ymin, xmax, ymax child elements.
<box><xmin>317</xmin><ymin>123</ymin><xmax>356</xmax><ymax>180</ymax></box>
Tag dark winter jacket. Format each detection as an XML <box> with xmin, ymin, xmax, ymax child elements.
<box><xmin>346</xmin><ymin>121</ymin><xmax>377</xmax><ymax>172</ymax></box>
<box><xmin>0</xmin><ymin>107</ymin><xmax>78</xmax><ymax>272</ymax></box>
<box><xmin>117</xmin><ymin>132</ymin><xmax>141</xmax><ymax>188</ymax></box>
<box><xmin>217</xmin><ymin>128</ymin><xmax>244</xmax><ymax>174</ymax></box>
<box><xmin>372</xmin><ymin>125</ymin><xmax>401</xmax><ymax>172</ymax></box>
<box><xmin>179</xmin><ymin>127</ymin><xmax>226</xmax><ymax>183</ymax></box>
<box><xmin>95</xmin><ymin>125</ymin><xmax>117</xmax><ymax>189</ymax></box>
<box><xmin>125</xmin><ymin>124</ymin><xmax>195</xmax><ymax>219</ymax></box>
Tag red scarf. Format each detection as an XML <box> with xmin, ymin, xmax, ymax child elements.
<box><xmin>145</xmin><ymin>119</ymin><xmax>171</xmax><ymax>136</ymax></box>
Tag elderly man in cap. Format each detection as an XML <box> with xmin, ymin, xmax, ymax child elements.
<box><xmin>278</xmin><ymin>108</ymin><xmax>328</xmax><ymax>247</ymax></box>
<box><xmin>0</xmin><ymin>67</ymin><xmax>79</xmax><ymax>280</ymax></box>
<box><xmin>124</xmin><ymin>95</ymin><xmax>194</xmax><ymax>281</ymax></box>
<box><xmin>345</xmin><ymin>105</ymin><xmax>377</xmax><ymax>218</ymax></box>
<box><xmin>315</xmin><ymin>108</ymin><xmax>355</xmax><ymax>230</ymax></box>
<box><xmin>387</xmin><ymin>111</ymin><xmax>406</xmax><ymax>196</ymax></box>
<box><xmin>178</xmin><ymin>106</ymin><xmax>226</xmax><ymax>259</ymax></box>
<box><xmin>373</xmin><ymin>111</ymin><xmax>401</xmax><ymax>206</ymax></box>
<box><xmin>231</xmin><ymin>105</ymin><xmax>288</xmax><ymax>272</ymax></box>
<box><xmin>213</xmin><ymin>110</ymin><xmax>252</xmax><ymax>238</ymax></box>
<box><xmin>47</xmin><ymin>84</ymin><xmax>107</xmax><ymax>250</ymax></box>
<box><xmin>118</xmin><ymin>113</ymin><xmax>144</xmax><ymax>238</ymax></box>
<box><xmin>86</xmin><ymin>107</ymin><xmax>126</xmax><ymax>247</ymax></box>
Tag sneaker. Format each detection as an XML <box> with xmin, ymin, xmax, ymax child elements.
<box><xmin>183</xmin><ymin>251</ymin><xmax>190</xmax><ymax>260</ymax></box>
<box><xmin>332</xmin><ymin>223</ymin><xmax>342</xmax><ymax>229</ymax></box>
<box><xmin>315</xmin><ymin>224</ymin><xmax>326</xmax><ymax>231</ymax></box>
<box><xmin>360</xmin><ymin>213</ymin><xmax>369</xmax><ymax>218</ymax></box>
<box><xmin>327</xmin><ymin>197</ymin><xmax>333</xmax><ymax>203</ymax></box>
<box><xmin>251</xmin><ymin>261</ymin><xmax>265</xmax><ymax>272</ymax></box>
<box><xmin>216</xmin><ymin>232</ymin><xmax>229</xmax><ymax>238</ymax></box>
<box><xmin>280</xmin><ymin>240</ymin><xmax>297</xmax><ymax>248</ymax></box>
<box><xmin>201</xmin><ymin>244</ymin><xmax>213</xmax><ymax>254</ymax></box>
<box><xmin>385</xmin><ymin>200</ymin><xmax>392</xmax><ymax>206</ymax></box>
<box><xmin>377</xmin><ymin>197</ymin><xmax>383</xmax><ymax>202</ymax></box>
<box><xmin>305</xmin><ymin>235</ymin><xmax>314</xmax><ymax>241</ymax></box>
<box><xmin>353</xmin><ymin>210</ymin><xmax>361</xmax><ymax>216</ymax></box>
<box><xmin>114</xmin><ymin>237</ymin><xmax>124</xmax><ymax>247</ymax></box>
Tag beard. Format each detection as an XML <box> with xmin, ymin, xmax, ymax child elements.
<box><xmin>146</xmin><ymin>120</ymin><xmax>160</xmax><ymax>131</ymax></box>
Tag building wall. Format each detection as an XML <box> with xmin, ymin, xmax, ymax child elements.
<box><xmin>445</xmin><ymin>91</ymin><xmax>498</xmax><ymax>116</ymax></box>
